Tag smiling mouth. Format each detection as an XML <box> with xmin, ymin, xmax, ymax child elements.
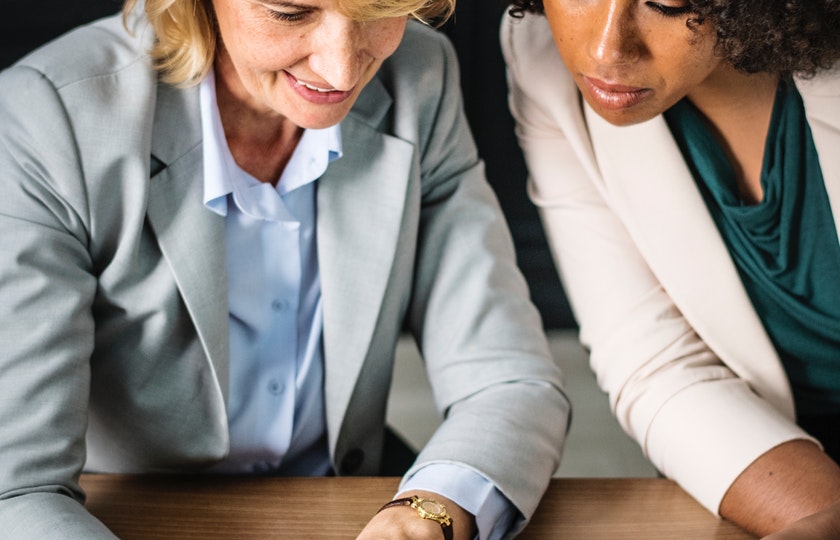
<box><xmin>582</xmin><ymin>76</ymin><xmax>651</xmax><ymax>110</ymax></box>
<box><xmin>285</xmin><ymin>71</ymin><xmax>354</xmax><ymax>105</ymax></box>
<box><xmin>293</xmin><ymin>78</ymin><xmax>335</xmax><ymax>93</ymax></box>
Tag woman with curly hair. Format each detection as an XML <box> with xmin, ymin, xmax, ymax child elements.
<box><xmin>502</xmin><ymin>0</ymin><xmax>840</xmax><ymax>537</ymax></box>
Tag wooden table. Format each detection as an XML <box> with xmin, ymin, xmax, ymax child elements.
<box><xmin>80</xmin><ymin>475</ymin><xmax>755</xmax><ymax>539</ymax></box>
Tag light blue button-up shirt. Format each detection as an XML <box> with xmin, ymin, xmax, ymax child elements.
<box><xmin>198</xmin><ymin>70</ymin><xmax>513</xmax><ymax>538</ymax></box>
<box><xmin>201</xmin><ymin>69</ymin><xmax>337</xmax><ymax>476</ymax></box>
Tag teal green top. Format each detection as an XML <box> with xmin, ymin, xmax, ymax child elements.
<box><xmin>664</xmin><ymin>81</ymin><xmax>840</xmax><ymax>448</ymax></box>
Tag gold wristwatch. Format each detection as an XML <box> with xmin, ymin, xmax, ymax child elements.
<box><xmin>378</xmin><ymin>495</ymin><xmax>453</xmax><ymax>540</ymax></box>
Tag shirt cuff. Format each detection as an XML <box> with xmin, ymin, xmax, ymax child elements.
<box><xmin>399</xmin><ymin>463</ymin><xmax>517</xmax><ymax>540</ymax></box>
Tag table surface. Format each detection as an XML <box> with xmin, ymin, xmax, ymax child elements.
<box><xmin>80</xmin><ymin>475</ymin><xmax>756</xmax><ymax>539</ymax></box>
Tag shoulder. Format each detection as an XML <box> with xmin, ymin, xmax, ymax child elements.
<box><xmin>0</xmin><ymin>11</ymin><xmax>160</xmax><ymax>157</ymax></box>
<box><xmin>353</xmin><ymin>21</ymin><xmax>463</xmax><ymax>137</ymax></box>
<box><xmin>500</xmin><ymin>13</ymin><xmax>577</xmax><ymax>107</ymax></box>
<box><xmin>0</xmin><ymin>11</ymin><xmax>165</xmax><ymax>212</ymax></box>
<box><xmin>393</xmin><ymin>21</ymin><xmax>456</xmax><ymax>67</ymax></box>
<box><xmin>796</xmin><ymin>65</ymin><xmax>840</xmax><ymax>131</ymax></box>
<box><xmin>500</xmin><ymin>11</ymin><xmax>555</xmax><ymax>64</ymax></box>
<box><xmin>0</xmin><ymin>11</ymin><xmax>159</xmax><ymax>140</ymax></box>
<box><xmin>500</xmin><ymin>13</ymin><xmax>562</xmax><ymax>78</ymax></box>
<box><xmin>375</xmin><ymin>21</ymin><xmax>459</xmax><ymax>99</ymax></box>
<box><xmin>500</xmin><ymin>12</ymin><xmax>586</xmax><ymax>149</ymax></box>
<box><xmin>796</xmin><ymin>64</ymin><xmax>840</xmax><ymax>98</ymax></box>
<box><xmin>2</xmin><ymin>12</ymin><xmax>154</xmax><ymax>93</ymax></box>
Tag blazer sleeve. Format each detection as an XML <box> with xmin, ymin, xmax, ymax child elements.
<box><xmin>0</xmin><ymin>65</ymin><xmax>117</xmax><ymax>539</ymax></box>
<box><xmin>392</xmin><ymin>24</ymin><xmax>570</xmax><ymax>534</ymax></box>
<box><xmin>501</xmin><ymin>13</ymin><xmax>812</xmax><ymax>515</ymax></box>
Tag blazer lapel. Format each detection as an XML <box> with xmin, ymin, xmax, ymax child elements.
<box><xmin>145</xmin><ymin>81</ymin><xmax>230</xmax><ymax>403</ymax></box>
<box><xmin>798</xmin><ymin>73</ymin><xmax>840</xmax><ymax>243</ymax></box>
<box><xmin>583</xmin><ymin>104</ymin><xmax>795</xmax><ymax>416</ymax></box>
<box><xmin>317</xmin><ymin>78</ymin><xmax>414</xmax><ymax>444</ymax></box>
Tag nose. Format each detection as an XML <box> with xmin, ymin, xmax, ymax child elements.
<box><xmin>308</xmin><ymin>16</ymin><xmax>369</xmax><ymax>91</ymax></box>
<box><xmin>588</xmin><ymin>1</ymin><xmax>643</xmax><ymax>66</ymax></box>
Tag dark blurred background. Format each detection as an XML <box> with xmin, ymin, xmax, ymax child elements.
<box><xmin>0</xmin><ymin>0</ymin><xmax>576</xmax><ymax>329</ymax></box>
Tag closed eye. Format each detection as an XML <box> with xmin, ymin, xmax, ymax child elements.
<box><xmin>266</xmin><ymin>8</ymin><xmax>311</xmax><ymax>22</ymax></box>
<box><xmin>645</xmin><ymin>2</ymin><xmax>693</xmax><ymax>17</ymax></box>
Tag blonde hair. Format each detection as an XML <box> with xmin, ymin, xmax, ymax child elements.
<box><xmin>123</xmin><ymin>0</ymin><xmax>455</xmax><ymax>87</ymax></box>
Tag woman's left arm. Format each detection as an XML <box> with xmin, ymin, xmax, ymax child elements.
<box><xmin>387</xmin><ymin>23</ymin><xmax>570</xmax><ymax>537</ymax></box>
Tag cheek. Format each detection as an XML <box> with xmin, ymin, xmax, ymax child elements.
<box><xmin>233</xmin><ymin>27</ymin><xmax>302</xmax><ymax>74</ymax></box>
<box><xmin>544</xmin><ymin>5</ymin><xmax>585</xmax><ymax>63</ymax></box>
<box><xmin>669</xmin><ymin>29</ymin><xmax>719</xmax><ymax>78</ymax></box>
<box><xmin>672</xmin><ymin>49</ymin><xmax>720</xmax><ymax>89</ymax></box>
<box><xmin>370</xmin><ymin>18</ymin><xmax>407</xmax><ymax>59</ymax></box>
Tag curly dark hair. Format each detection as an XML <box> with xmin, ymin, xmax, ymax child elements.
<box><xmin>508</xmin><ymin>0</ymin><xmax>840</xmax><ymax>77</ymax></box>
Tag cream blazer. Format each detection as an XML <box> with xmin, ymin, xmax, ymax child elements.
<box><xmin>502</xmin><ymin>13</ymin><xmax>840</xmax><ymax>514</ymax></box>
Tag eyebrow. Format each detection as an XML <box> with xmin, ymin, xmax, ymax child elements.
<box><xmin>258</xmin><ymin>0</ymin><xmax>316</xmax><ymax>7</ymax></box>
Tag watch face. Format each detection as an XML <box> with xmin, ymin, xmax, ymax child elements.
<box><xmin>411</xmin><ymin>497</ymin><xmax>450</xmax><ymax>526</ymax></box>
<box><xmin>418</xmin><ymin>499</ymin><xmax>444</xmax><ymax>516</ymax></box>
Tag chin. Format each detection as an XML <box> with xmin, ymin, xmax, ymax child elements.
<box><xmin>590</xmin><ymin>104</ymin><xmax>660</xmax><ymax>128</ymax></box>
<box><xmin>291</xmin><ymin>106</ymin><xmax>354</xmax><ymax>131</ymax></box>
<box><xmin>578</xmin><ymin>91</ymin><xmax>662</xmax><ymax>128</ymax></box>
<box><xmin>603</xmin><ymin>115</ymin><xmax>653</xmax><ymax>127</ymax></box>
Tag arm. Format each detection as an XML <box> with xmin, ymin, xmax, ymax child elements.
<box><xmin>359</xmin><ymin>22</ymin><xmax>570</xmax><ymax>539</ymax></box>
<box><xmin>722</xmin><ymin>440</ymin><xmax>840</xmax><ymax>538</ymax></box>
<box><xmin>0</xmin><ymin>66</ymin><xmax>117</xmax><ymax>540</ymax></box>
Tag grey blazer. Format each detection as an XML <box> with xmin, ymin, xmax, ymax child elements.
<box><xmin>0</xmin><ymin>11</ymin><xmax>569</xmax><ymax>540</ymax></box>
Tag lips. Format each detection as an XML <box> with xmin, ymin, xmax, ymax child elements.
<box><xmin>285</xmin><ymin>72</ymin><xmax>354</xmax><ymax>105</ymax></box>
<box><xmin>582</xmin><ymin>76</ymin><xmax>652</xmax><ymax>110</ymax></box>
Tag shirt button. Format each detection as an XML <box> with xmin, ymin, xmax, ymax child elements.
<box><xmin>271</xmin><ymin>299</ymin><xmax>289</xmax><ymax>312</ymax></box>
<box><xmin>267</xmin><ymin>379</ymin><xmax>286</xmax><ymax>396</ymax></box>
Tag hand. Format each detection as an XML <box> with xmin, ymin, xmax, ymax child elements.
<box><xmin>761</xmin><ymin>500</ymin><xmax>840</xmax><ymax>540</ymax></box>
<box><xmin>356</xmin><ymin>490</ymin><xmax>477</xmax><ymax>540</ymax></box>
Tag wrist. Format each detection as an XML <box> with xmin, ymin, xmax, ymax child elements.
<box><xmin>378</xmin><ymin>494</ymin><xmax>453</xmax><ymax>540</ymax></box>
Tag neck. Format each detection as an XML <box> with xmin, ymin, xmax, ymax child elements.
<box><xmin>687</xmin><ymin>66</ymin><xmax>780</xmax><ymax>204</ymax></box>
<box><xmin>214</xmin><ymin>46</ymin><xmax>303</xmax><ymax>186</ymax></box>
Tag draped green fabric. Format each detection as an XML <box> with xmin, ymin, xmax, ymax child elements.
<box><xmin>664</xmin><ymin>81</ymin><xmax>840</xmax><ymax>454</ymax></box>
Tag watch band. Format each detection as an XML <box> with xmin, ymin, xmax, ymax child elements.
<box><xmin>378</xmin><ymin>496</ymin><xmax>454</xmax><ymax>540</ymax></box>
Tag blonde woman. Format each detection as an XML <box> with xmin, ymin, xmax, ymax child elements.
<box><xmin>0</xmin><ymin>1</ymin><xmax>570</xmax><ymax>538</ymax></box>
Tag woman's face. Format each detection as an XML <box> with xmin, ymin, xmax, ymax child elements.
<box><xmin>211</xmin><ymin>0</ymin><xmax>407</xmax><ymax>129</ymax></box>
<box><xmin>543</xmin><ymin>0</ymin><xmax>723</xmax><ymax>126</ymax></box>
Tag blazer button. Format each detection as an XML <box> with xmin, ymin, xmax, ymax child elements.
<box><xmin>340</xmin><ymin>449</ymin><xmax>364</xmax><ymax>474</ymax></box>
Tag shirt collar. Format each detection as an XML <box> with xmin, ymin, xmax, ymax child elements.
<box><xmin>199</xmin><ymin>68</ymin><xmax>343</xmax><ymax>217</ymax></box>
